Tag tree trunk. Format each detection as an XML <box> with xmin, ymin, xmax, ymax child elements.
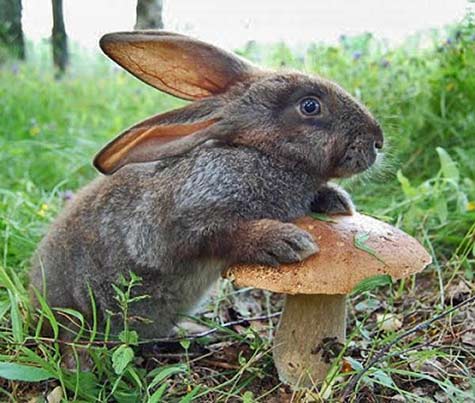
<box><xmin>135</xmin><ymin>0</ymin><xmax>164</xmax><ymax>29</ymax></box>
<box><xmin>0</xmin><ymin>0</ymin><xmax>25</xmax><ymax>59</ymax></box>
<box><xmin>51</xmin><ymin>0</ymin><xmax>68</xmax><ymax>75</ymax></box>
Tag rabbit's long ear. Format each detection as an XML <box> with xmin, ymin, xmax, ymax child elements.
<box><xmin>100</xmin><ymin>31</ymin><xmax>259</xmax><ymax>100</ymax></box>
<box><xmin>94</xmin><ymin>102</ymin><xmax>229</xmax><ymax>174</ymax></box>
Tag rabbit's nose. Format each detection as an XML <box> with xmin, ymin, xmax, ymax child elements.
<box><xmin>373</xmin><ymin>125</ymin><xmax>384</xmax><ymax>150</ymax></box>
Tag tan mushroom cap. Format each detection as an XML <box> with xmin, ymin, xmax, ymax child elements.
<box><xmin>223</xmin><ymin>213</ymin><xmax>432</xmax><ymax>294</ymax></box>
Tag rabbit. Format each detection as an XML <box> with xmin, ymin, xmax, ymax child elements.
<box><xmin>30</xmin><ymin>31</ymin><xmax>383</xmax><ymax>352</ymax></box>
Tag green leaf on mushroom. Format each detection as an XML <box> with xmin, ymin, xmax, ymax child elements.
<box><xmin>354</xmin><ymin>231</ymin><xmax>386</xmax><ymax>265</ymax></box>
<box><xmin>309</xmin><ymin>213</ymin><xmax>337</xmax><ymax>223</ymax></box>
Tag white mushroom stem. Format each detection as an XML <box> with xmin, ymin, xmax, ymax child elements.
<box><xmin>273</xmin><ymin>294</ymin><xmax>346</xmax><ymax>387</ymax></box>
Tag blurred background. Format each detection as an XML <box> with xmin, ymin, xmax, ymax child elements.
<box><xmin>18</xmin><ymin>0</ymin><xmax>472</xmax><ymax>50</ymax></box>
<box><xmin>1</xmin><ymin>1</ymin><xmax>475</xmax><ymax>401</ymax></box>
<box><xmin>1</xmin><ymin>1</ymin><xmax>472</xmax><ymax>65</ymax></box>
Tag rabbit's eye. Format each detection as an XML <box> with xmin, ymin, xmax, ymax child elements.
<box><xmin>299</xmin><ymin>97</ymin><xmax>321</xmax><ymax>116</ymax></box>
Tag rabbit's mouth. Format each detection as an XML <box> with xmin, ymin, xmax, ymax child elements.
<box><xmin>333</xmin><ymin>142</ymin><xmax>379</xmax><ymax>178</ymax></box>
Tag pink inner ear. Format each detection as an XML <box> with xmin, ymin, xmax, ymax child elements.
<box><xmin>147</xmin><ymin>43</ymin><xmax>228</xmax><ymax>99</ymax></box>
<box><xmin>100</xmin><ymin>32</ymin><xmax>259</xmax><ymax>101</ymax></box>
<box><xmin>158</xmin><ymin>66</ymin><xmax>227</xmax><ymax>99</ymax></box>
<box><xmin>94</xmin><ymin>119</ymin><xmax>216</xmax><ymax>174</ymax></box>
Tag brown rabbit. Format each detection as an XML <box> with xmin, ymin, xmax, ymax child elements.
<box><xmin>30</xmin><ymin>31</ymin><xmax>383</xmax><ymax>346</ymax></box>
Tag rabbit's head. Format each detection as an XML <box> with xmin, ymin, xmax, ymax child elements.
<box><xmin>95</xmin><ymin>31</ymin><xmax>383</xmax><ymax>180</ymax></box>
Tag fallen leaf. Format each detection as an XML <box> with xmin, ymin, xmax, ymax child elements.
<box><xmin>376</xmin><ymin>313</ymin><xmax>402</xmax><ymax>332</ymax></box>
<box><xmin>409</xmin><ymin>358</ymin><xmax>445</xmax><ymax>380</ymax></box>
<box><xmin>354</xmin><ymin>298</ymin><xmax>381</xmax><ymax>313</ymax></box>
<box><xmin>434</xmin><ymin>390</ymin><xmax>450</xmax><ymax>402</ymax></box>
<box><xmin>341</xmin><ymin>359</ymin><xmax>353</xmax><ymax>373</ymax></box>
<box><xmin>446</xmin><ymin>280</ymin><xmax>471</xmax><ymax>303</ymax></box>
<box><xmin>461</xmin><ymin>331</ymin><xmax>475</xmax><ymax>347</ymax></box>
<box><xmin>47</xmin><ymin>386</ymin><xmax>63</xmax><ymax>403</ymax></box>
<box><xmin>231</xmin><ymin>293</ymin><xmax>263</xmax><ymax>317</ymax></box>
<box><xmin>390</xmin><ymin>395</ymin><xmax>406</xmax><ymax>402</ymax></box>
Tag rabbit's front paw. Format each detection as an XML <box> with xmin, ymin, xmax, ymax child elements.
<box><xmin>311</xmin><ymin>184</ymin><xmax>355</xmax><ymax>215</ymax></box>
<box><xmin>252</xmin><ymin>223</ymin><xmax>319</xmax><ymax>267</ymax></box>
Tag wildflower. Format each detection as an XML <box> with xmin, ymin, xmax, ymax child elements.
<box><xmin>38</xmin><ymin>203</ymin><xmax>49</xmax><ymax>217</ymax></box>
<box><xmin>467</xmin><ymin>201</ymin><xmax>475</xmax><ymax>212</ymax></box>
<box><xmin>380</xmin><ymin>59</ymin><xmax>390</xmax><ymax>68</ymax></box>
<box><xmin>30</xmin><ymin>126</ymin><xmax>40</xmax><ymax>136</ymax></box>
<box><xmin>60</xmin><ymin>190</ymin><xmax>74</xmax><ymax>201</ymax></box>
<box><xmin>29</xmin><ymin>118</ymin><xmax>40</xmax><ymax>136</ymax></box>
<box><xmin>11</xmin><ymin>63</ymin><xmax>19</xmax><ymax>75</ymax></box>
<box><xmin>352</xmin><ymin>51</ymin><xmax>362</xmax><ymax>61</ymax></box>
<box><xmin>377</xmin><ymin>313</ymin><xmax>402</xmax><ymax>332</ymax></box>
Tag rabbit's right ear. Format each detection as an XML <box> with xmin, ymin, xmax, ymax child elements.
<box><xmin>93</xmin><ymin>101</ymin><xmax>232</xmax><ymax>175</ymax></box>
<box><xmin>100</xmin><ymin>31</ymin><xmax>260</xmax><ymax>100</ymax></box>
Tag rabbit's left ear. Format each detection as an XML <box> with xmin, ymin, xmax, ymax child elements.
<box><xmin>100</xmin><ymin>31</ymin><xmax>260</xmax><ymax>100</ymax></box>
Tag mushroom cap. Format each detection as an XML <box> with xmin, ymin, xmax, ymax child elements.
<box><xmin>223</xmin><ymin>213</ymin><xmax>432</xmax><ymax>294</ymax></box>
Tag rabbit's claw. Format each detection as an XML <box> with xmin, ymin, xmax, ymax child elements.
<box><xmin>311</xmin><ymin>184</ymin><xmax>355</xmax><ymax>216</ymax></box>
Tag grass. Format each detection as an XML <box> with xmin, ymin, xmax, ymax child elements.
<box><xmin>0</xmin><ymin>15</ymin><xmax>474</xmax><ymax>402</ymax></box>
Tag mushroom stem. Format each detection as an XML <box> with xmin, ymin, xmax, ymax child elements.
<box><xmin>273</xmin><ymin>293</ymin><xmax>346</xmax><ymax>387</ymax></box>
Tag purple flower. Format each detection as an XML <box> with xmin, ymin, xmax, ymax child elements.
<box><xmin>352</xmin><ymin>51</ymin><xmax>362</xmax><ymax>61</ymax></box>
<box><xmin>11</xmin><ymin>63</ymin><xmax>19</xmax><ymax>75</ymax></box>
<box><xmin>445</xmin><ymin>38</ymin><xmax>453</xmax><ymax>46</ymax></box>
<box><xmin>380</xmin><ymin>59</ymin><xmax>390</xmax><ymax>68</ymax></box>
<box><xmin>60</xmin><ymin>190</ymin><xmax>75</xmax><ymax>201</ymax></box>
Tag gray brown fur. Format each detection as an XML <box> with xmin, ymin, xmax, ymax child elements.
<box><xmin>30</xmin><ymin>31</ymin><xmax>383</xmax><ymax>344</ymax></box>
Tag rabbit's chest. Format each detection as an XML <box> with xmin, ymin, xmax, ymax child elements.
<box><xmin>176</xmin><ymin>258</ymin><xmax>225</xmax><ymax>313</ymax></box>
<box><xmin>145</xmin><ymin>258</ymin><xmax>225</xmax><ymax>317</ymax></box>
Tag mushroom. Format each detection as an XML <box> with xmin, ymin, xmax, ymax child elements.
<box><xmin>223</xmin><ymin>213</ymin><xmax>432</xmax><ymax>387</ymax></box>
